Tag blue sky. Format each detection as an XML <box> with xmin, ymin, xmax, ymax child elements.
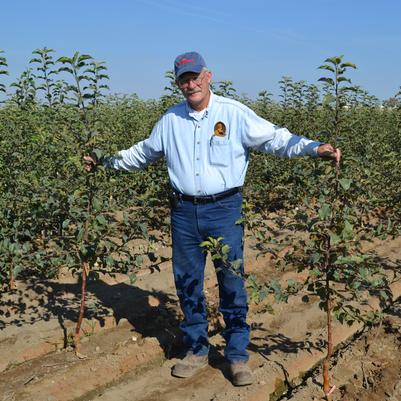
<box><xmin>1</xmin><ymin>0</ymin><xmax>400</xmax><ymax>101</ymax></box>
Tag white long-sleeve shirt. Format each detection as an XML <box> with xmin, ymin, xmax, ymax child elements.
<box><xmin>105</xmin><ymin>92</ymin><xmax>321</xmax><ymax>196</ymax></box>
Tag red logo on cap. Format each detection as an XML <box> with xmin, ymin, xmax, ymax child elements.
<box><xmin>178</xmin><ymin>58</ymin><xmax>194</xmax><ymax>66</ymax></box>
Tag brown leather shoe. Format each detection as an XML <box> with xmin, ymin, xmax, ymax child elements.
<box><xmin>230</xmin><ymin>361</ymin><xmax>254</xmax><ymax>386</ymax></box>
<box><xmin>171</xmin><ymin>353</ymin><xmax>208</xmax><ymax>378</ymax></box>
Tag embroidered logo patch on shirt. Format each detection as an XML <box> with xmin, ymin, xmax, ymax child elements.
<box><xmin>214</xmin><ymin>121</ymin><xmax>227</xmax><ymax>137</ymax></box>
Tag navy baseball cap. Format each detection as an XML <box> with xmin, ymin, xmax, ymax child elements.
<box><xmin>174</xmin><ymin>51</ymin><xmax>207</xmax><ymax>79</ymax></box>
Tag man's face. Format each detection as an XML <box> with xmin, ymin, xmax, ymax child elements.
<box><xmin>176</xmin><ymin>69</ymin><xmax>212</xmax><ymax>110</ymax></box>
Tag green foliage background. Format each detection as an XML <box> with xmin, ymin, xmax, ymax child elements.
<box><xmin>0</xmin><ymin>48</ymin><xmax>400</xmax><ymax>290</ymax></box>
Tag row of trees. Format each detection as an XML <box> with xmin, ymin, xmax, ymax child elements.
<box><xmin>1</xmin><ymin>48</ymin><xmax>401</xmax><ymax>109</ymax></box>
<box><xmin>1</xmin><ymin>48</ymin><xmax>400</xmax><ymax>398</ymax></box>
<box><xmin>0</xmin><ymin>48</ymin><xmax>110</xmax><ymax>108</ymax></box>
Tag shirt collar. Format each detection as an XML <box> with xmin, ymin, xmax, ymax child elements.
<box><xmin>186</xmin><ymin>91</ymin><xmax>214</xmax><ymax>121</ymax></box>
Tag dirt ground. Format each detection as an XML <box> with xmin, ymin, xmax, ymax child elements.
<box><xmin>0</xmin><ymin>230</ymin><xmax>400</xmax><ymax>401</ymax></box>
<box><xmin>279</xmin><ymin>304</ymin><xmax>401</xmax><ymax>401</ymax></box>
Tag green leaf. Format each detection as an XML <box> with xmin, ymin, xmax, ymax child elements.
<box><xmin>91</xmin><ymin>148</ymin><xmax>103</xmax><ymax>162</ymax></box>
<box><xmin>379</xmin><ymin>290</ymin><xmax>389</xmax><ymax>301</ymax></box>
<box><xmin>77</xmin><ymin>227</ymin><xmax>85</xmax><ymax>242</ymax></box>
<box><xmin>128</xmin><ymin>273</ymin><xmax>137</xmax><ymax>286</ymax></box>
<box><xmin>341</xmin><ymin>62</ymin><xmax>357</xmax><ymax>69</ymax></box>
<box><xmin>138</xmin><ymin>222</ymin><xmax>148</xmax><ymax>239</ymax></box>
<box><xmin>333</xmin><ymin>271</ymin><xmax>341</xmax><ymax>281</ymax></box>
<box><xmin>309</xmin><ymin>254</ymin><xmax>321</xmax><ymax>264</ymax></box>
<box><xmin>318</xmin><ymin>204</ymin><xmax>331</xmax><ymax>220</ymax></box>
<box><xmin>78</xmin><ymin>54</ymin><xmax>93</xmax><ymax>63</ymax></box>
<box><xmin>221</xmin><ymin>244</ymin><xmax>230</xmax><ymax>255</ymax></box>
<box><xmin>96</xmin><ymin>214</ymin><xmax>108</xmax><ymax>226</ymax></box>
<box><xmin>334</xmin><ymin>255</ymin><xmax>365</xmax><ymax>265</ymax></box>
<box><xmin>339</xmin><ymin>178</ymin><xmax>352</xmax><ymax>191</ymax></box>
<box><xmin>135</xmin><ymin>255</ymin><xmax>144</xmax><ymax>266</ymax></box>
<box><xmin>337</xmin><ymin>76</ymin><xmax>351</xmax><ymax>84</ymax></box>
<box><xmin>322</xmin><ymin>93</ymin><xmax>335</xmax><ymax>105</ymax></box>
<box><xmin>58</xmin><ymin>66</ymin><xmax>73</xmax><ymax>74</ymax></box>
<box><xmin>317</xmin><ymin>64</ymin><xmax>335</xmax><ymax>73</ymax></box>
<box><xmin>57</xmin><ymin>57</ymin><xmax>72</xmax><ymax>64</ymax></box>
<box><xmin>235</xmin><ymin>217</ymin><xmax>244</xmax><ymax>225</ymax></box>
<box><xmin>341</xmin><ymin>220</ymin><xmax>354</xmax><ymax>240</ymax></box>
<box><xmin>329</xmin><ymin>231</ymin><xmax>341</xmax><ymax>245</ymax></box>
<box><xmin>287</xmin><ymin>278</ymin><xmax>296</xmax><ymax>287</ymax></box>
<box><xmin>318</xmin><ymin>77</ymin><xmax>334</xmax><ymax>86</ymax></box>
<box><xmin>231</xmin><ymin>259</ymin><xmax>242</xmax><ymax>271</ymax></box>
<box><xmin>92</xmin><ymin>197</ymin><xmax>102</xmax><ymax>212</ymax></box>
<box><xmin>80</xmin><ymin>244</ymin><xmax>88</xmax><ymax>256</ymax></box>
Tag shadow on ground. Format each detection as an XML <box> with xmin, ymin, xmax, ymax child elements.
<box><xmin>0</xmin><ymin>276</ymin><xmax>184</xmax><ymax>358</ymax></box>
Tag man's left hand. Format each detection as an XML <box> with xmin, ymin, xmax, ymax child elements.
<box><xmin>317</xmin><ymin>144</ymin><xmax>341</xmax><ymax>167</ymax></box>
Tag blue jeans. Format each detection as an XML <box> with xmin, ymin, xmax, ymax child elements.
<box><xmin>171</xmin><ymin>192</ymin><xmax>250</xmax><ymax>362</ymax></box>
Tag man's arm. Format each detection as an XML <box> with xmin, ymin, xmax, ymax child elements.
<box><xmin>84</xmin><ymin>122</ymin><xmax>164</xmax><ymax>172</ymax></box>
<box><xmin>241</xmin><ymin>107</ymin><xmax>340</xmax><ymax>163</ymax></box>
<box><xmin>103</xmin><ymin>137</ymin><xmax>164</xmax><ymax>171</ymax></box>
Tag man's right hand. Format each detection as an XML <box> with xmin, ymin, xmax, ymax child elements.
<box><xmin>316</xmin><ymin>144</ymin><xmax>341</xmax><ymax>168</ymax></box>
<box><xmin>83</xmin><ymin>155</ymin><xmax>97</xmax><ymax>172</ymax></box>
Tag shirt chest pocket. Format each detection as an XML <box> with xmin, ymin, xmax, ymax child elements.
<box><xmin>209</xmin><ymin>136</ymin><xmax>230</xmax><ymax>167</ymax></box>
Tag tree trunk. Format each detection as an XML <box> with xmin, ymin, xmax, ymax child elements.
<box><xmin>323</xmin><ymin>273</ymin><xmax>333</xmax><ymax>400</ymax></box>
<box><xmin>74</xmin><ymin>261</ymin><xmax>88</xmax><ymax>354</ymax></box>
<box><xmin>9</xmin><ymin>263</ymin><xmax>15</xmax><ymax>290</ymax></box>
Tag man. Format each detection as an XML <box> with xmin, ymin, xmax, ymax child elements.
<box><xmin>85</xmin><ymin>51</ymin><xmax>340</xmax><ymax>386</ymax></box>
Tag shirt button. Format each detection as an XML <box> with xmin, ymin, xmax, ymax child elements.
<box><xmin>196</xmin><ymin>141</ymin><xmax>200</xmax><ymax>145</ymax></box>
<box><xmin>196</xmin><ymin>173</ymin><xmax>199</xmax><ymax>176</ymax></box>
<box><xmin>196</xmin><ymin>157</ymin><xmax>200</xmax><ymax>160</ymax></box>
<box><xmin>197</xmin><ymin>125</ymin><xmax>201</xmax><ymax>128</ymax></box>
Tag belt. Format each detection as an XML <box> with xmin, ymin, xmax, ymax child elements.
<box><xmin>179</xmin><ymin>187</ymin><xmax>241</xmax><ymax>204</ymax></box>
